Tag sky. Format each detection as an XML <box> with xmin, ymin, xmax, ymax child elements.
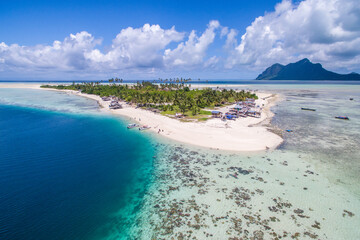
<box><xmin>0</xmin><ymin>0</ymin><xmax>360</xmax><ymax>80</ymax></box>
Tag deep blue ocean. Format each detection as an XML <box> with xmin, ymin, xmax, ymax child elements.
<box><xmin>0</xmin><ymin>104</ymin><xmax>155</xmax><ymax>240</ymax></box>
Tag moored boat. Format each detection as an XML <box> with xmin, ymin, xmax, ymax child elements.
<box><xmin>335</xmin><ymin>116</ymin><xmax>349</xmax><ymax>120</ymax></box>
<box><xmin>127</xmin><ymin>123</ymin><xmax>139</xmax><ymax>129</ymax></box>
<box><xmin>101</xmin><ymin>96</ymin><xmax>111</xmax><ymax>101</ymax></box>
<box><xmin>301</xmin><ymin>107</ymin><xmax>316</xmax><ymax>111</ymax></box>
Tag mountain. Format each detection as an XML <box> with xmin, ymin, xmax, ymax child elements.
<box><xmin>256</xmin><ymin>58</ymin><xmax>360</xmax><ymax>80</ymax></box>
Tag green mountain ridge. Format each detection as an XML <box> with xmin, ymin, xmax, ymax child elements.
<box><xmin>256</xmin><ymin>58</ymin><xmax>360</xmax><ymax>80</ymax></box>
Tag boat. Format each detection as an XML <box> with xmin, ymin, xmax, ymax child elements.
<box><xmin>335</xmin><ymin>116</ymin><xmax>349</xmax><ymax>120</ymax></box>
<box><xmin>286</xmin><ymin>129</ymin><xmax>293</xmax><ymax>132</ymax></box>
<box><xmin>229</xmin><ymin>174</ymin><xmax>238</xmax><ymax>179</ymax></box>
<box><xmin>139</xmin><ymin>125</ymin><xmax>151</xmax><ymax>131</ymax></box>
<box><xmin>301</xmin><ymin>107</ymin><xmax>316</xmax><ymax>111</ymax></box>
<box><xmin>109</xmin><ymin>102</ymin><xmax>122</xmax><ymax>109</ymax></box>
<box><xmin>101</xmin><ymin>96</ymin><xmax>111</xmax><ymax>101</ymax></box>
<box><xmin>109</xmin><ymin>104</ymin><xmax>122</xmax><ymax>109</ymax></box>
<box><xmin>350</xmin><ymin>98</ymin><xmax>354</xmax><ymax>101</ymax></box>
<box><xmin>127</xmin><ymin>123</ymin><xmax>139</xmax><ymax>129</ymax></box>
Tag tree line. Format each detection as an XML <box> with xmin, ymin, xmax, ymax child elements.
<box><xmin>41</xmin><ymin>81</ymin><xmax>257</xmax><ymax>115</ymax></box>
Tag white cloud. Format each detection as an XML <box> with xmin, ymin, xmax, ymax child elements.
<box><xmin>0</xmin><ymin>32</ymin><xmax>101</xmax><ymax>72</ymax></box>
<box><xmin>86</xmin><ymin>24</ymin><xmax>184</xmax><ymax>70</ymax></box>
<box><xmin>224</xmin><ymin>29</ymin><xmax>238</xmax><ymax>50</ymax></box>
<box><xmin>0</xmin><ymin>24</ymin><xmax>185</xmax><ymax>78</ymax></box>
<box><xmin>204</xmin><ymin>56</ymin><xmax>219</xmax><ymax>68</ymax></box>
<box><xmin>220</xmin><ymin>27</ymin><xmax>229</xmax><ymax>38</ymax></box>
<box><xmin>226</xmin><ymin>0</ymin><xmax>360</xmax><ymax>72</ymax></box>
<box><xmin>163</xmin><ymin>20</ymin><xmax>220</xmax><ymax>68</ymax></box>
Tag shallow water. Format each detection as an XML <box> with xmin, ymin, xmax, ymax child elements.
<box><xmin>136</xmin><ymin>143</ymin><xmax>360</xmax><ymax>239</ymax></box>
<box><xmin>1</xmin><ymin>85</ymin><xmax>360</xmax><ymax>239</ymax></box>
<box><xmin>0</xmin><ymin>88</ymin><xmax>100</xmax><ymax>114</ymax></box>
<box><xmin>269</xmin><ymin>87</ymin><xmax>360</xmax><ymax>194</ymax></box>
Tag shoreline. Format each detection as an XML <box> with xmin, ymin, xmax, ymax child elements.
<box><xmin>0</xmin><ymin>82</ymin><xmax>283</xmax><ymax>152</ymax></box>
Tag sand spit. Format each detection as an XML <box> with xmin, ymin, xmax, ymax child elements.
<box><xmin>0</xmin><ymin>83</ymin><xmax>41</xmax><ymax>89</ymax></box>
<box><xmin>44</xmin><ymin>89</ymin><xmax>282</xmax><ymax>152</ymax></box>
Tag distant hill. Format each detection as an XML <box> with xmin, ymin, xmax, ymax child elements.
<box><xmin>256</xmin><ymin>58</ymin><xmax>360</xmax><ymax>80</ymax></box>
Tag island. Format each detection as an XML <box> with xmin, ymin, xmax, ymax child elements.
<box><xmin>256</xmin><ymin>58</ymin><xmax>360</xmax><ymax>80</ymax></box>
<box><xmin>40</xmin><ymin>81</ymin><xmax>283</xmax><ymax>152</ymax></box>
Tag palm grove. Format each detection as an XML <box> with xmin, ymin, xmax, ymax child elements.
<box><xmin>42</xmin><ymin>80</ymin><xmax>257</xmax><ymax>116</ymax></box>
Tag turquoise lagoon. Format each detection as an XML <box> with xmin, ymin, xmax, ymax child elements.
<box><xmin>0</xmin><ymin>84</ymin><xmax>360</xmax><ymax>239</ymax></box>
<box><xmin>0</xmin><ymin>89</ymin><xmax>156</xmax><ymax>239</ymax></box>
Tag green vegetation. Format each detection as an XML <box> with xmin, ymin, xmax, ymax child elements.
<box><xmin>41</xmin><ymin>81</ymin><xmax>257</xmax><ymax>119</ymax></box>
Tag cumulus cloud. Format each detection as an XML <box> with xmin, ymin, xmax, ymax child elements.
<box><xmin>226</xmin><ymin>0</ymin><xmax>360</xmax><ymax>72</ymax></box>
<box><xmin>0</xmin><ymin>32</ymin><xmax>101</xmax><ymax>72</ymax></box>
<box><xmin>0</xmin><ymin>22</ymin><xmax>223</xmax><ymax>78</ymax></box>
<box><xmin>163</xmin><ymin>20</ymin><xmax>220</xmax><ymax>68</ymax></box>
<box><xmin>86</xmin><ymin>24</ymin><xmax>184</xmax><ymax>70</ymax></box>
<box><xmin>0</xmin><ymin>24</ymin><xmax>186</xmax><ymax>78</ymax></box>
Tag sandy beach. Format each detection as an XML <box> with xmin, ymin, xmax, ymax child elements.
<box><xmin>0</xmin><ymin>82</ymin><xmax>283</xmax><ymax>152</ymax></box>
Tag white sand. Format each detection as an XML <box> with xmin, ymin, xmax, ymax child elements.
<box><xmin>0</xmin><ymin>83</ymin><xmax>41</xmax><ymax>89</ymax></box>
<box><xmin>0</xmin><ymin>82</ymin><xmax>283</xmax><ymax>152</ymax></box>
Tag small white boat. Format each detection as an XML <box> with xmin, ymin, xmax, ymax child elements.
<box><xmin>127</xmin><ymin>123</ymin><xmax>139</xmax><ymax>129</ymax></box>
<box><xmin>139</xmin><ymin>125</ymin><xmax>151</xmax><ymax>131</ymax></box>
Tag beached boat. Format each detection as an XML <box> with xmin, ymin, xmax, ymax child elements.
<box><xmin>109</xmin><ymin>101</ymin><xmax>122</xmax><ymax>109</ymax></box>
<box><xmin>247</xmin><ymin>110</ymin><xmax>261</xmax><ymax>118</ymax></box>
<box><xmin>139</xmin><ymin>125</ymin><xmax>151</xmax><ymax>131</ymax></box>
<box><xmin>101</xmin><ymin>96</ymin><xmax>111</xmax><ymax>101</ymax></box>
<box><xmin>335</xmin><ymin>116</ymin><xmax>349</xmax><ymax>120</ymax></box>
<box><xmin>109</xmin><ymin>104</ymin><xmax>122</xmax><ymax>109</ymax></box>
<box><xmin>301</xmin><ymin>107</ymin><xmax>316</xmax><ymax>111</ymax></box>
<box><xmin>127</xmin><ymin>123</ymin><xmax>139</xmax><ymax>129</ymax></box>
